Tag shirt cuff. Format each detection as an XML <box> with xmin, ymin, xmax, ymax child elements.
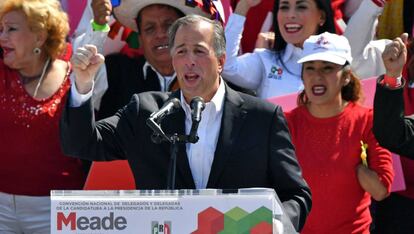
<box><xmin>378</xmin><ymin>75</ymin><xmax>405</xmax><ymax>90</ymax></box>
<box><xmin>70</xmin><ymin>80</ymin><xmax>95</xmax><ymax>107</ymax></box>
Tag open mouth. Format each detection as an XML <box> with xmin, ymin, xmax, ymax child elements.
<box><xmin>312</xmin><ymin>85</ymin><xmax>326</xmax><ymax>96</ymax></box>
<box><xmin>184</xmin><ymin>72</ymin><xmax>199</xmax><ymax>81</ymax></box>
<box><xmin>284</xmin><ymin>23</ymin><xmax>302</xmax><ymax>33</ymax></box>
<box><xmin>1</xmin><ymin>47</ymin><xmax>13</xmax><ymax>55</ymax></box>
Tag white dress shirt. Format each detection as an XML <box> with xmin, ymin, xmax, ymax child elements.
<box><xmin>180</xmin><ymin>79</ymin><xmax>225</xmax><ymax>189</ymax></box>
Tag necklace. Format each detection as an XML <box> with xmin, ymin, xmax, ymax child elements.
<box><xmin>33</xmin><ymin>57</ymin><xmax>51</xmax><ymax>98</ymax></box>
<box><xmin>20</xmin><ymin>57</ymin><xmax>51</xmax><ymax>98</ymax></box>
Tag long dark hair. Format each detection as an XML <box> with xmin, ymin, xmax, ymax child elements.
<box><xmin>272</xmin><ymin>0</ymin><xmax>336</xmax><ymax>75</ymax></box>
<box><xmin>272</xmin><ymin>0</ymin><xmax>336</xmax><ymax>53</ymax></box>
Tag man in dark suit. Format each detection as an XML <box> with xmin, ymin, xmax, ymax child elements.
<box><xmin>62</xmin><ymin>15</ymin><xmax>311</xmax><ymax>232</ymax></box>
<box><xmin>374</xmin><ymin>34</ymin><xmax>414</xmax><ymax>157</ymax></box>
<box><xmin>372</xmin><ymin>34</ymin><xmax>414</xmax><ymax>234</ymax></box>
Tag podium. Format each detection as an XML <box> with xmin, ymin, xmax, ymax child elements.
<box><xmin>51</xmin><ymin>188</ymin><xmax>296</xmax><ymax>233</ymax></box>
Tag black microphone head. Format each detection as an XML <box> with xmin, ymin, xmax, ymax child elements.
<box><xmin>149</xmin><ymin>98</ymin><xmax>181</xmax><ymax>122</ymax></box>
<box><xmin>190</xmin><ymin>96</ymin><xmax>205</xmax><ymax>110</ymax></box>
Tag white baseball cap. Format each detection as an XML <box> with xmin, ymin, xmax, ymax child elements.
<box><xmin>297</xmin><ymin>32</ymin><xmax>353</xmax><ymax>65</ymax></box>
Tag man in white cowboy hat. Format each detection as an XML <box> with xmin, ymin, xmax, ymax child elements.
<box><xmin>83</xmin><ymin>0</ymin><xmax>223</xmax><ymax>119</ymax></box>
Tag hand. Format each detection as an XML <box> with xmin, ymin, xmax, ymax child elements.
<box><xmin>356</xmin><ymin>164</ymin><xmax>388</xmax><ymax>201</ymax></box>
<box><xmin>255</xmin><ymin>31</ymin><xmax>275</xmax><ymax>49</ymax></box>
<box><xmin>71</xmin><ymin>44</ymin><xmax>105</xmax><ymax>94</ymax></box>
<box><xmin>382</xmin><ymin>33</ymin><xmax>408</xmax><ymax>78</ymax></box>
<box><xmin>234</xmin><ymin>0</ymin><xmax>262</xmax><ymax>16</ymax></box>
<box><xmin>91</xmin><ymin>0</ymin><xmax>112</xmax><ymax>25</ymax></box>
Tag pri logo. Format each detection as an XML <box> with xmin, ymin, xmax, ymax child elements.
<box><xmin>151</xmin><ymin>221</ymin><xmax>172</xmax><ymax>234</ymax></box>
<box><xmin>267</xmin><ymin>65</ymin><xmax>283</xmax><ymax>80</ymax></box>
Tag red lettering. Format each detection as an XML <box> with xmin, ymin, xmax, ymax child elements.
<box><xmin>57</xmin><ymin>212</ymin><xmax>76</xmax><ymax>230</ymax></box>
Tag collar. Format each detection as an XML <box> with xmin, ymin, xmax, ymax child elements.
<box><xmin>283</xmin><ymin>43</ymin><xmax>303</xmax><ymax>63</ymax></box>
<box><xmin>142</xmin><ymin>61</ymin><xmax>176</xmax><ymax>80</ymax></box>
<box><xmin>180</xmin><ymin>77</ymin><xmax>226</xmax><ymax>117</ymax></box>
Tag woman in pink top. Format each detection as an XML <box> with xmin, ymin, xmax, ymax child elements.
<box><xmin>285</xmin><ymin>32</ymin><xmax>394</xmax><ymax>233</ymax></box>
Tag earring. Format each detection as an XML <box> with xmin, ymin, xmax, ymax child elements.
<box><xmin>33</xmin><ymin>47</ymin><xmax>41</xmax><ymax>55</ymax></box>
<box><xmin>319</xmin><ymin>22</ymin><xmax>324</xmax><ymax>26</ymax></box>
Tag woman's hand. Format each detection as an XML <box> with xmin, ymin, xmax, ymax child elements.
<box><xmin>234</xmin><ymin>0</ymin><xmax>262</xmax><ymax>16</ymax></box>
<box><xmin>356</xmin><ymin>164</ymin><xmax>388</xmax><ymax>201</ymax></box>
<box><xmin>255</xmin><ymin>31</ymin><xmax>275</xmax><ymax>49</ymax></box>
<box><xmin>71</xmin><ymin>44</ymin><xmax>105</xmax><ymax>94</ymax></box>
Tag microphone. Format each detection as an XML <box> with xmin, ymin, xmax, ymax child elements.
<box><xmin>188</xmin><ymin>96</ymin><xmax>205</xmax><ymax>143</ymax></box>
<box><xmin>190</xmin><ymin>96</ymin><xmax>205</xmax><ymax>122</ymax></box>
<box><xmin>149</xmin><ymin>98</ymin><xmax>181</xmax><ymax>123</ymax></box>
<box><xmin>146</xmin><ymin>98</ymin><xmax>181</xmax><ymax>143</ymax></box>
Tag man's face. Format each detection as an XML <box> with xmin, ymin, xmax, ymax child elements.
<box><xmin>138</xmin><ymin>5</ymin><xmax>181</xmax><ymax>75</ymax></box>
<box><xmin>171</xmin><ymin>21</ymin><xmax>225</xmax><ymax>103</ymax></box>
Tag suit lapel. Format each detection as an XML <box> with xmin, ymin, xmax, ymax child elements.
<box><xmin>161</xmin><ymin>91</ymin><xmax>195</xmax><ymax>188</ymax></box>
<box><xmin>207</xmin><ymin>86</ymin><xmax>247</xmax><ymax>187</ymax></box>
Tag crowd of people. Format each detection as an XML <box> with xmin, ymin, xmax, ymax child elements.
<box><xmin>0</xmin><ymin>0</ymin><xmax>413</xmax><ymax>233</ymax></box>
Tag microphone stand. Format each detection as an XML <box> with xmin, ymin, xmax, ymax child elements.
<box><xmin>167</xmin><ymin>134</ymin><xmax>180</xmax><ymax>190</ymax></box>
<box><xmin>147</xmin><ymin>96</ymin><xmax>204</xmax><ymax>190</ymax></box>
<box><xmin>147</xmin><ymin>119</ymin><xmax>197</xmax><ymax>190</ymax></box>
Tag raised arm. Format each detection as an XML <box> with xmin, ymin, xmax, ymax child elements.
<box><xmin>222</xmin><ymin>0</ymin><xmax>265</xmax><ymax>90</ymax></box>
<box><xmin>71</xmin><ymin>0</ymin><xmax>112</xmax><ymax>110</ymax></box>
<box><xmin>61</xmin><ymin>45</ymin><xmax>126</xmax><ymax>161</ymax></box>
<box><xmin>344</xmin><ymin>0</ymin><xmax>390</xmax><ymax>78</ymax></box>
<box><xmin>373</xmin><ymin>34</ymin><xmax>414</xmax><ymax>157</ymax></box>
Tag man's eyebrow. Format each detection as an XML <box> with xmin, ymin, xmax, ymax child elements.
<box><xmin>174</xmin><ymin>43</ymin><xmax>185</xmax><ymax>50</ymax></box>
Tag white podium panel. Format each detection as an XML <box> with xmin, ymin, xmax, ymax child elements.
<box><xmin>51</xmin><ymin>189</ymin><xmax>283</xmax><ymax>234</ymax></box>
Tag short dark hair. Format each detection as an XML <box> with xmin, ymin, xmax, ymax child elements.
<box><xmin>168</xmin><ymin>15</ymin><xmax>226</xmax><ymax>58</ymax></box>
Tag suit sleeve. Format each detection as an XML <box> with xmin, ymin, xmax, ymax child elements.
<box><xmin>373</xmin><ymin>79</ymin><xmax>414</xmax><ymax>157</ymax></box>
<box><xmin>269</xmin><ymin>105</ymin><xmax>312</xmax><ymax>232</ymax></box>
<box><xmin>60</xmin><ymin>91</ymin><xmax>140</xmax><ymax>161</ymax></box>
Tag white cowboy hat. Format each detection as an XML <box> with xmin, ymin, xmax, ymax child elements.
<box><xmin>113</xmin><ymin>0</ymin><xmax>222</xmax><ymax>32</ymax></box>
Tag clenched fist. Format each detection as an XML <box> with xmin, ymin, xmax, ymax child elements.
<box><xmin>382</xmin><ymin>33</ymin><xmax>408</xmax><ymax>78</ymax></box>
<box><xmin>71</xmin><ymin>44</ymin><xmax>105</xmax><ymax>94</ymax></box>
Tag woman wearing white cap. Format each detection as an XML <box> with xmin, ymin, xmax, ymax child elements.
<box><xmin>284</xmin><ymin>32</ymin><xmax>394</xmax><ymax>234</ymax></box>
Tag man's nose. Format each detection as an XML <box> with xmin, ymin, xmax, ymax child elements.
<box><xmin>185</xmin><ymin>54</ymin><xmax>196</xmax><ymax>68</ymax></box>
<box><xmin>155</xmin><ymin>26</ymin><xmax>168</xmax><ymax>38</ymax></box>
